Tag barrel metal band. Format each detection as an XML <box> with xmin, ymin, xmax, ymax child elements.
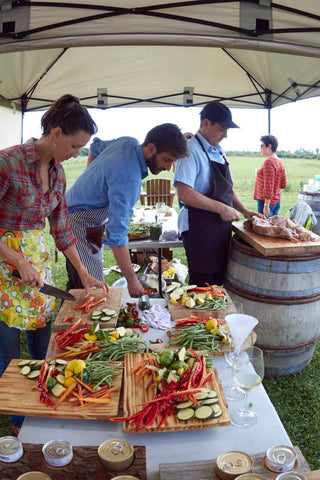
<box><xmin>224</xmin><ymin>279</ymin><xmax>320</xmax><ymax>305</ymax></box>
<box><xmin>256</xmin><ymin>334</ymin><xmax>320</xmax><ymax>352</ymax></box>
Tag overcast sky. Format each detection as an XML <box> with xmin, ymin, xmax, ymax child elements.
<box><xmin>23</xmin><ymin>96</ymin><xmax>320</xmax><ymax>153</ymax></box>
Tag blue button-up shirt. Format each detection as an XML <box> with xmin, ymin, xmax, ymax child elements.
<box><xmin>174</xmin><ymin>131</ymin><xmax>227</xmax><ymax>235</ymax></box>
<box><xmin>66</xmin><ymin>137</ymin><xmax>148</xmax><ymax>247</ymax></box>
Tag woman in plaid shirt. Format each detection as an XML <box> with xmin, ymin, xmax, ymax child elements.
<box><xmin>253</xmin><ymin>135</ymin><xmax>287</xmax><ymax>218</ymax></box>
<box><xmin>0</xmin><ymin>94</ymin><xmax>108</xmax><ymax>430</ymax></box>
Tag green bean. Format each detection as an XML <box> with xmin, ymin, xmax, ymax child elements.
<box><xmin>169</xmin><ymin>324</ymin><xmax>221</xmax><ymax>352</ymax></box>
<box><xmin>85</xmin><ymin>361</ymin><xmax>122</xmax><ymax>389</ymax></box>
<box><xmin>86</xmin><ymin>337</ymin><xmax>148</xmax><ymax>362</ymax></box>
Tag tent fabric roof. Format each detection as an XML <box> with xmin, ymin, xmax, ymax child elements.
<box><xmin>0</xmin><ymin>0</ymin><xmax>320</xmax><ymax>111</ymax></box>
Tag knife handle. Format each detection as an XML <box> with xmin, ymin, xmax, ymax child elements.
<box><xmin>12</xmin><ymin>270</ymin><xmax>21</xmax><ymax>279</ymax></box>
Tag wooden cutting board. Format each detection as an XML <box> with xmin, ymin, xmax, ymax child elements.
<box><xmin>123</xmin><ymin>353</ymin><xmax>230</xmax><ymax>433</ymax></box>
<box><xmin>0</xmin><ymin>443</ymin><xmax>146</xmax><ymax>480</ymax></box>
<box><xmin>0</xmin><ymin>359</ymin><xmax>123</xmax><ymax>420</ymax></box>
<box><xmin>159</xmin><ymin>446</ymin><xmax>310</xmax><ymax>480</ymax></box>
<box><xmin>233</xmin><ymin>222</ymin><xmax>320</xmax><ymax>256</ymax></box>
<box><xmin>54</xmin><ymin>287</ymin><xmax>123</xmax><ymax>331</ymax></box>
<box><xmin>167</xmin><ymin>296</ymin><xmax>236</xmax><ymax>321</ymax></box>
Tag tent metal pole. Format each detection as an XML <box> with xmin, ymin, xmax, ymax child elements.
<box><xmin>268</xmin><ymin>109</ymin><xmax>271</xmax><ymax>134</ymax></box>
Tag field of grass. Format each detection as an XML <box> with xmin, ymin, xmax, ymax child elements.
<box><xmin>1</xmin><ymin>155</ymin><xmax>319</xmax><ymax>470</ymax></box>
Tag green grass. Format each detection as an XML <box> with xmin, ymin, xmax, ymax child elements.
<box><xmin>1</xmin><ymin>155</ymin><xmax>319</xmax><ymax>470</ymax></box>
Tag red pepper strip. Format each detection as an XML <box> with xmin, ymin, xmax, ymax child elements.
<box><xmin>74</xmin><ymin>296</ymin><xmax>95</xmax><ymax>310</ymax></box>
<box><xmin>157</xmin><ymin>404</ymin><xmax>173</xmax><ymax>429</ymax></box>
<box><xmin>63</xmin><ymin>316</ymin><xmax>74</xmax><ymax>323</ymax></box>
<box><xmin>143</xmin><ymin>402</ymin><xmax>160</xmax><ymax>429</ymax></box>
<box><xmin>188</xmin><ymin>287</ymin><xmax>212</xmax><ymax>293</ymax></box>
<box><xmin>198</xmin><ymin>356</ymin><xmax>207</xmax><ymax>387</ymax></box>
<box><xmin>200</xmin><ymin>372</ymin><xmax>213</xmax><ymax>387</ymax></box>
<box><xmin>191</xmin><ymin>358</ymin><xmax>204</xmax><ymax>388</ymax></box>
<box><xmin>54</xmin><ymin>319</ymin><xmax>82</xmax><ymax>343</ymax></box>
<box><xmin>83</xmin><ymin>296</ymin><xmax>106</xmax><ymax>313</ymax></box>
<box><xmin>187</xmin><ymin>348</ymin><xmax>201</xmax><ymax>362</ymax></box>
<box><xmin>188</xmin><ymin>393</ymin><xmax>200</xmax><ymax>407</ymax></box>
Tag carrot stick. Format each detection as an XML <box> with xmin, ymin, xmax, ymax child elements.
<box><xmin>130</xmin><ymin>359</ymin><xmax>147</xmax><ymax>375</ymax></box>
<box><xmin>58</xmin><ymin>382</ymin><xmax>77</xmax><ymax>403</ymax></box>
<box><xmin>74</xmin><ymin>377</ymin><xmax>95</xmax><ymax>392</ymax></box>
<box><xmin>145</xmin><ymin>375</ymin><xmax>154</xmax><ymax>389</ymax></box>
<box><xmin>80</xmin><ymin>397</ymin><xmax>110</xmax><ymax>404</ymax></box>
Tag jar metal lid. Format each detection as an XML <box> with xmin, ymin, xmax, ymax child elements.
<box><xmin>98</xmin><ymin>440</ymin><xmax>134</xmax><ymax>471</ymax></box>
<box><xmin>216</xmin><ymin>451</ymin><xmax>253</xmax><ymax>479</ymax></box>
<box><xmin>0</xmin><ymin>436</ymin><xmax>23</xmax><ymax>463</ymax></box>
<box><xmin>266</xmin><ymin>445</ymin><xmax>296</xmax><ymax>473</ymax></box>
<box><xmin>16</xmin><ymin>472</ymin><xmax>52</xmax><ymax>480</ymax></box>
<box><xmin>42</xmin><ymin>439</ymin><xmax>73</xmax><ymax>467</ymax></box>
<box><xmin>235</xmin><ymin>474</ymin><xmax>268</xmax><ymax>480</ymax></box>
<box><xmin>275</xmin><ymin>472</ymin><xmax>306</xmax><ymax>480</ymax></box>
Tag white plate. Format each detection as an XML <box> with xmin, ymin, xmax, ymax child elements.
<box><xmin>111</xmin><ymin>264</ymin><xmax>141</xmax><ymax>273</ymax></box>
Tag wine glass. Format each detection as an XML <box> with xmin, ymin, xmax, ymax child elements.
<box><xmin>231</xmin><ymin>346</ymin><xmax>264</xmax><ymax>428</ymax></box>
<box><xmin>222</xmin><ymin>331</ymin><xmax>245</xmax><ymax>401</ymax></box>
<box><xmin>156</xmin><ymin>202</ymin><xmax>166</xmax><ymax>222</ymax></box>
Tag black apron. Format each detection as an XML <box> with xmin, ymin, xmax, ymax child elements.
<box><xmin>186</xmin><ymin>135</ymin><xmax>234</xmax><ymax>275</ymax></box>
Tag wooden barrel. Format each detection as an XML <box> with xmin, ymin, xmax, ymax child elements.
<box><xmin>225</xmin><ymin>235</ymin><xmax>320</xmax><ymax>377</ymax></box>
<box><xmin>297</xmin><ymin>190</ymin><xmax>320</xmax><ymax>235</ymax></box>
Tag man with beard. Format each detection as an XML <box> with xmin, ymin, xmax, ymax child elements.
<box><xmin>65</xmin><ymin>123</ymin><xmax>187</xmax><ymax>297</ymax></box>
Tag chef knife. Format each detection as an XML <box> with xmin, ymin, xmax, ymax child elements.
<box><xmin>12</xmin><ymin>270</ymin><xmax>76</xmax><ymax>301</ymax></box>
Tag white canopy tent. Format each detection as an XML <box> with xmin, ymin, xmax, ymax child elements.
<box><xmin>0</xmin><ymin>0</ymin><xmax>320</xmax><ymax>130</ymax></box>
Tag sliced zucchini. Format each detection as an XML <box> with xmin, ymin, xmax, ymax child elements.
<box><xmin>211</xmin><ymin>404</ymin><xmax>223</xmax><ymax>418</ymax></box>
<box><xmin>35</xmin><ymin>360</ymin><xmax>44</xmax><ymax>367</ymax></box>
<box><xmin>176</xmin><ymin>400</ymin><xmax>194</xmax><ymax>410</ymax></box>
<box><xmin>194</xmin><ymin>406</ymin><xmax>213</xmax><ymax>420</ymax></box>
<box><xmin>18</xmin><ymin>360</ymin><xmax>31</xmax><ymax>367</ymax></box>
<box><xmin>28</xmin><ymin>370</ymin><xmax>41</xmax><ymax>379</ymax></box>
<box><xmin>193</xmin><ymin>391</ymin><xmax>209</xmax><ymax>401</ymax></box>
<box><xmin>202</xmin><ymin>398</ymin><xmax>219</xmax><ymax>406</ymax></box>
<box><xmin>29</xmin><ymin>360</ymin><xmax>38</xmax><ymax>366</ymax></box>
<box><xmin>102</xmin><ymin>309</ymin><xmax>116</xmax><ymax>316</ymax></box>
<box><xmin>207</xmin><ymin>390</ymin><xmax>218</xmax><ymax>399</ymax></box>
<box><xmin>177</xmin><ymin>408</ymin><xmax>195</xmax><ymax>421</ymax></box>
<box><xmin>55</xmin><ymin>359</ymin><xmax>68</xmax><ymax>365</ymax></box>
<box><xmin>92</xmin><ymin>310</ymin><xmax>103</xmax><ymax>316</ymax></box>
<box><xmin>20</xmin><ymin>366</ymin><xmax>31</xmax><ymax>376</ymax></box>
<box><xmin>100</xmin><ymin>316</ymin><xmax>112</xmax><ymax>322</ymax></box>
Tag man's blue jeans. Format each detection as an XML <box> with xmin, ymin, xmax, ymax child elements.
<box><xmin>0</xmin><ymin>320</ymin><xmax>51</xmax><ymax>427</ymax></box>
<box><xmin>257</xmin><ymin>200</ymin><xmax>280</xmax><ymax>217</ymax></box>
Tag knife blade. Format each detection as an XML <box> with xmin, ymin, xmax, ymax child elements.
<box><xmin>12</xmin><ymin>270</ymin><xmax>76</xmax><ymax>301</ymax></box>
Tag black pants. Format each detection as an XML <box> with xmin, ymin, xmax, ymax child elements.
<box><xmin>65</xmin><ymin>255</ymin><xmax>84</xmax><ymax>290</ymax></box>
<box><xmin>181</xmin><ymin>231</ymin><xmax>225</xmax><ymax>286</ymax></box>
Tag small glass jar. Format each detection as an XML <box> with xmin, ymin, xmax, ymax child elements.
<box><xmin>149</xmin><ymin>223</ymin><xmax>162</xmax><ymax>240</ymax></box>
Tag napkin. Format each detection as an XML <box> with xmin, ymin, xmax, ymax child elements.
<box><xmin>225</xmin><ymin>313</ymin><xmax>258</xmax><ymax>353</ymax></box>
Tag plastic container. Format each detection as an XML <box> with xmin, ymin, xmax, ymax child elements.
<box><xmin>149</xmin><ymin>223</ymin><xmax>162</xmax><ymax>240</ymax></box>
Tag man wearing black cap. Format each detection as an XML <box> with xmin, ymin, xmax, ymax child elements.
<box><xmin>174</xmin><ymin>101</ymin><xmax>261</xmax><ymax>286</ymax></box>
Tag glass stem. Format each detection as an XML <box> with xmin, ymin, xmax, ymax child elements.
<box><xmin>243</xmin><ymin>393</ymin><xmax>249</xmax><ymax>410</ymax></box>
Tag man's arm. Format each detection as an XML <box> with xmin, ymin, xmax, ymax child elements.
<box><xmin>233</xmin><ymin>192</ymin><xmax>264</xmax><ymax>219</ymax></box>
<box><xmin>176</xmin><ymin>181</ymin><xmax>240</xmax><ymax>222</ymax></box>
<box><xmin>112</xmin><ymin>245</ymin><xmax>144</xmax><ymax>298</ymax></box>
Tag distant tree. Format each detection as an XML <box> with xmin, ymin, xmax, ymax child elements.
<box><xmin>79</xmin><ymin>147</ymin><xmax>89</xmax><ymax>157</ymax></box>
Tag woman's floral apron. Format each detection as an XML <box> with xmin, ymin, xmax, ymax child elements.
<box><xmin>0</xmin><ymin>229</ymin><xmax>56</xmax><ymax>330</ymax></box>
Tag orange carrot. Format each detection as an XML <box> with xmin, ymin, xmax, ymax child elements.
<box><xmin>130</xmin><ymin>359</ymin><xmax>147</xmax><ymax>375</ymax></box>
<box><xmin>58</xmin><ymin>382</ymin><xmax>77</xmax><ymax>403</ymax></box>
<box><xmin>81</xmin><ymin>397</ymin><xmax>110</xmax><ymax>404</ymax></box>
<box><xmin>74</xmin><ymin>376</ymin><xmax>95</xmax><ymax>392</ymax></box>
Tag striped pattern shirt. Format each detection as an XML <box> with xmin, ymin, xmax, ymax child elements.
<box><xmin>253</xmin><ymin>156</ymin><xmax>287</xmax><ymax>205</ymax></box>
<box><xmin>0</xmin><ymin>138</ymin><xmax>77</xmax><ymax>251</ymax></box>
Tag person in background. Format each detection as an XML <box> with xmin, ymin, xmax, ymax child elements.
<box><xmin>253</xmin><ymin>135</ymin><xmax>287</xmax><ymax>218</ymax></box>
<box><xmin>0</xmin><ymin>94</ymin><xmax>108</xmax><ymax>432</ymax></box>
<box><xmin>174</xmin><ymin>101</ymin><xmax>263</xmax><ymax>287</ymax></box>
<box><xmin>65</xmin><ymin>124</ymin><xmax>188</xmax><ymax>298</ymax></box>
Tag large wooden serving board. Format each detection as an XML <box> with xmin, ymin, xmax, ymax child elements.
<box><xmin>233</xmin><ymin>222</ymin><xmax>320</xmax><ymax>256</ymax></box>
<box><xmin>54</xmin><ymin>287</ymin><xmax>123</xmax><ymax>331</ymax></box>
<box><xmin>159</xmin><ymin>446</ymin><xmax>310</xmax><ymax>480</ymax></box>
<box><xmin>123</xmin><ymin>353</ymin><xmax>230</xmax><ymax>434</ymax></box>
<box><xmin>0</xmin><ymin>359</ymin><xmax>123</xmax><ymax>420</ymax></box>
<box><xmin>0</xmin><ymin>443</ymin><xmax>146</xmax><ymax>480</ymax></box>
<box><xmin>167</xmin><ymin>296</ymin><xmax>236</xmax><ymax>322</ymax></box>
